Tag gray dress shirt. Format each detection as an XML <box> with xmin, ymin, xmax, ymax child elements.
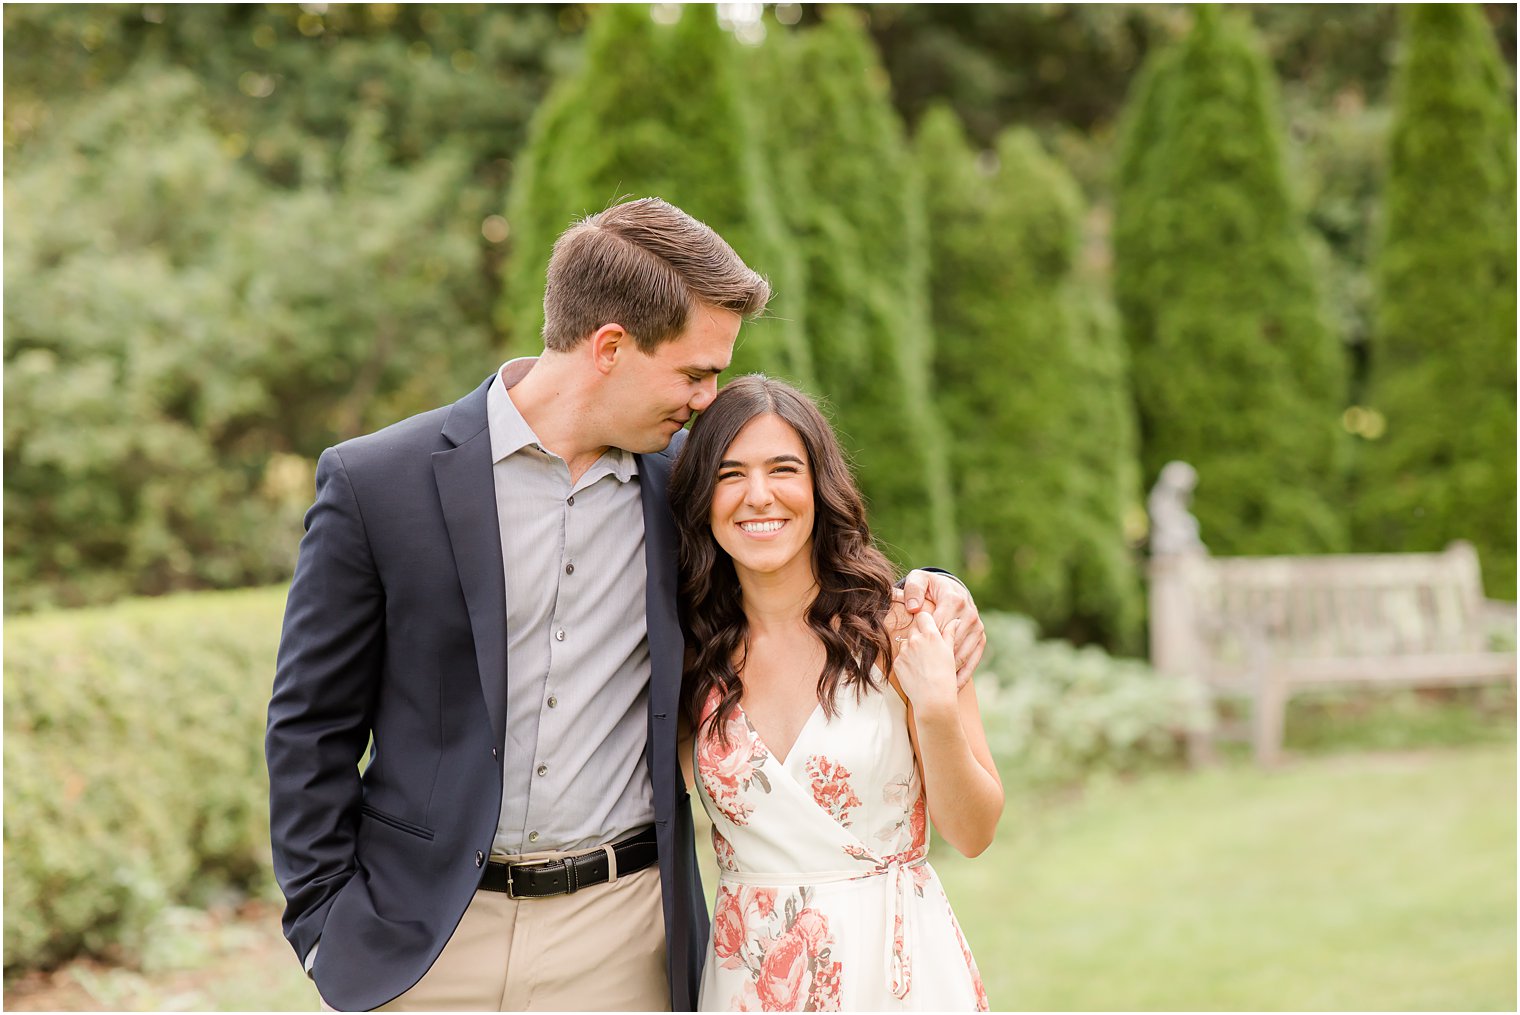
<box><xmin>487</xmin><ymin>359</ymin><xmax>656</xmax><ymax>855</ymax></box>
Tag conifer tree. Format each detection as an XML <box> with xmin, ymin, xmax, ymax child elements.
<box><xmin>1114</xmin><ymin>6</ymin><xmax>1348</xmax><ymax>556</ymax></box>
<box><xmin>917</xmin><ymin>106</ymin><xmax>1143</xmax><ymax>650</ymax></box>
<box><xmin>1357</xmin><ymin>4</ymin><xmax>1516</xmax><ymax>596</ymax></box>
<box><xmin>748</xmin><ymin>11</ymin><xmax>956</xmax><ymax>567</ymax></box>
<box><xmin>499</xmin><ymin>5</ymin><xmax>810</xmax><ymax>385</ymax></box>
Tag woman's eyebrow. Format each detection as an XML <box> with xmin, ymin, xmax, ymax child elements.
<box><xmin>718</xmin><ymin>454</ymin><xmax>806</xmax><ymax>468</ymax></box>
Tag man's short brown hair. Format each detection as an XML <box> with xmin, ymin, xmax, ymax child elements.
<box><xmin>541</xmin><ymin>197</ymin><xmax>771</xmax><ymax>352</ymax></box>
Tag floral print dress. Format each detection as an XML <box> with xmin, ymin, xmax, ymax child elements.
<box><xmin>694</xmin><ymin>677</ymin><xmax>990</xmax><ymax>1012</ymax></box>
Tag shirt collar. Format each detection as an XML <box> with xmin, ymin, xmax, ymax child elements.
<box><xmin>487</xmin><ymin>358</ymin><xmax>639</xmax><ymax>482</ymax></box>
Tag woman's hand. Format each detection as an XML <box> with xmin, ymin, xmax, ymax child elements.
<box><xmin>891</xmin><ymin>610</ymin><xmax>960</xmax><ymax>717</ymax></box>
<box><xmin>896</xmin><ymin>571</ymin><xmax>986</xmax><ymax>687</ymax></box>
<box><xmin>890</xmin><ymin>610</ymin><xmax>1004</xmax><ymax>858</ymax></box>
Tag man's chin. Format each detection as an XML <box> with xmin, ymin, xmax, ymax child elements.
<box><xmin>627</xmin><ymin>430</ymin><xmax>678</xmax><ymax>454</ymax></box>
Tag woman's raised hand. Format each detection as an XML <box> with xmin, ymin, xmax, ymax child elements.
<box><xmin>891</xmin><ymin>610</ymin><xmax>960</xmax><ymax>717</ymax></box>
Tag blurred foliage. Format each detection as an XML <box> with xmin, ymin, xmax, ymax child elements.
<box><xmin>4</xmin><ymin>3</ymin><xmax>1516</xmax><ymax>624</ymax></box>
<box><xmin>2</xmin><ymin>587</ymin><xmax>285</xmax><ymax>973</ymax></box>
<box><xmin>1114</xmin><ymin>6</ymin><xmax>1349</xmax><ymax>557</ymax></box>
<box><xmin>500</xmin><ymin>4</ymin><xmax>812</xmax><ymax>387</ymax></box>
<box><xmin>865</xmin><ymin>4</ymin><xmax>1182</xmax><ymax>141</ymax></box>
<box><xmin>975</xmin><ymin>612</ymin><xmax>1211</xmax><ymax>785</ymax></box>
<box><xmin>1353</xmin><ymin>4</ymin><xmax>1518</xmax><ymax>599</ymax></box>
<box><xmin>746</xmin><ymin>9</ymin><xmax>956</xmax><ymax>568</ymax></box>
<box><xmin>862</xmin><ymin>3</ymin><xmax>1514</xmax><ymax>141</ymax></box>
<box><xmin>4</xmin><ymin>66</ymin><xmax>490</xmax><ymax>609</ymax></box>
<box><xmin>916</xmin><ymin>106</ymin><xmax>1143</xmax><ymax>651</ymax></box>
<box><xmin>865</xmin><ymin>2</ymin><xmax>1513</xmax><ymax>423</ymax></box>
<box><xmin>3</xmin><ymin>4</ymin><xmax>569</xmax><ymax>170</ymax></box>
<box><xmin>3</xmin><ymin>4</ymin><xmax>571</xmax><ymax>609</ymax></box>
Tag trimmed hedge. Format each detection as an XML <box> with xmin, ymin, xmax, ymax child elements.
<box><xmin>916</xmin><ymin>106</ymin><xmax>1144</xmax><ymax>651</ymax></box>
<box><xmin>1114</xmin><ymin>6</ymin><xmax>1349</xmax><ymax>557</ymax></box>
<box><xmin>3</xmin><ymin>587</ymin><xmax>284</xmax><ymax>972</ymax></box>
<box><xmin>1356</xmin><ymin>3</ymin><xmax>1517</xmax><ymax>598</ymax></box>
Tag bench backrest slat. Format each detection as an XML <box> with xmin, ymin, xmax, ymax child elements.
<box><xmin>1178</xmin><ymin>542</ymin><xmax>1491</xmax><ymax>676</ymax></box>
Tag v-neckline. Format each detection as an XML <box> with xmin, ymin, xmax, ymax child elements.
<box><xmin>738</xmin><ymin>697</ymin><xmax>825</xmax><ymax>768</ymax></box>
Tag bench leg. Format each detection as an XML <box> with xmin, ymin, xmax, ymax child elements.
<box><xmin>1252</xmin><ymin>673</ymin><xmax>1288</xmax><ymax>767</ymax></box>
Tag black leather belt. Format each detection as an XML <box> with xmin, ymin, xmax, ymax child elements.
<box><xmin>480</xmin><ymin>826</ymin><xmax>658</xmax><ymax>899</ymax></box>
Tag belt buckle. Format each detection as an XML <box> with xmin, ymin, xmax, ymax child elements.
<box><xmin>504</xmin><ymin>857</ymin><xmax>557</xmax><ymax>900</ymax></box>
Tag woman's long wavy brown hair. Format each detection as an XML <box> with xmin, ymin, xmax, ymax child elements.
<box><xmin>668</xmin><ymin>375</ymin><xmax>898</xmax><ymax>743</ymax></box>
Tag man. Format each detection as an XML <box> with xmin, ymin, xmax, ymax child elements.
<box><xmin>266</xmin><ymin>197</ymin><xmax>985</xmax><ymax>1011</ymax></box>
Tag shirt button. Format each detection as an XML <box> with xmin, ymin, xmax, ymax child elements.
<box><xmin>491</xmin><ymin>748</ymin><xmax>498</xmax><ymax>759</ymax></box>
<box><xmin>547</xmin><ymin>696</ymin><xmax>558</xmax><ymax>708</ymax></box>
<box><xmin>528</xmin><ymin>831</ymin><xmax>539</xmax><ymax>843</ymax></box>
<box><xmin>566</xmin><ymin>495</ymin><xmax>575</xmax><ymax>506</ymax></box>
<box><xmin>475</xmin><ymin>851</ymin><xmax>484</xmax><ymax>867</ymax></box>
<box><xmin>555</xmin><ymin>629</ymin><xmax>566</xmax><ymax>642</ymax></box>
<box><xmin>565</xmin><ymin>563</ymin><xmax>574</xmax><ymax>575</ymax></box>
<box><xmin>537</xmin><ymin>764</ymin><xmax>548</xmax><ymax>777</ymax></box>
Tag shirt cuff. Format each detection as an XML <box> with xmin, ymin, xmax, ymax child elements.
<box><xmin>897</xmin><ymin>566</ymin><xmax>966</xmax><ymax>590</ymax></box>
<box><xmin>304</xmin><ymin>940</ymin><xmax>320</xmax><ymax>978</ymax></box>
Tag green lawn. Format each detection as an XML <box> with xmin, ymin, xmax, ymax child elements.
<box><xmin>935</xmin><ymin>743</ymin><xmax>1516</xmax><ymax>1011</ymax></box>
<box><xmin>9</xmin><ymin>744</ymin><xmax>1513</xmax><ymax>1011</ymax></box>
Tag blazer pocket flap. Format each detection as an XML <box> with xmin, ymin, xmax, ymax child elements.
<box><xmin>359</xmin><ymin>803</ymin><xmax>435</xmax><ymax>840</ymax></box>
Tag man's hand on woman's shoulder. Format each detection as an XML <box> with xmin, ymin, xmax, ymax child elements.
<box><xmin>895</xmin><ymin>569</ymin><xmax>986</xmax><ymax>688</ymax></box>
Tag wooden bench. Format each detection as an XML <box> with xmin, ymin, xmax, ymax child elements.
<box><xmin>1146</xmin><ymin>464</ymin><xmax>1516</xmax><ymax>765</ymax></box>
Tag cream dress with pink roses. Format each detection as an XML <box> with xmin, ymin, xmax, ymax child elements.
<box><xmin>694</xmin><ymin>676</ymin><xmax>990</xmax><ymax>1012</ymax></box>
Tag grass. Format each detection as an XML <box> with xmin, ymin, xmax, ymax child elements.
<box><xmin>936</xmin><ymin>742</ymin><xmax>1516</xmax><ymax>1011</ymax></box>
<box><xmin>8</xmin><ymin>742</ymin><xmax>1513</xmax><ymax>1011</ymax></box>
<box><xmin>1282</xmin><ymin>684</ymin><xmax>1516</xmax><ymax>753</ymax></box>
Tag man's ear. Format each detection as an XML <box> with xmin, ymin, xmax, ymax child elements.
<box><xmin>589</xmin><ymin>323</ymin><xmax>629</xmax><ymax>375</ymax></box>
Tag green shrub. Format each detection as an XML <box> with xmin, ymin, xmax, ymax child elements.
<box><xmin>916</xmin><ymin>106</ymin><xmax>1144</xmax><ymax>651</ymax></box>
<box><xmin>748</xmin><ymin>11</ymin><xmax>957</xmax><ymax>568</ymax></box>
<box><xmin>3</xmin><ymin>66</ymin><xmax>490</xmax><ymax>612</ymax></box>
<box><xmin>975</xmin><ymin>612</ymin><xmax>1211</xmax><ymax>785</ymax></box>
<box><xmin>1114</xmin><ymin>6</ymin><xmax>1349</xmax><ymax>557</ymax></box>
<box><xmin>2</xmin><ymin>587</ymin><xmax>284</xmax><ymax>972</ymax></box>
<box><xmin>498</xmin><ymin>4</ymin><xmax>811</xmax><ymax>387</ymax></box>
<box><xmin>3</xmin><ymin>6</ymin><xmax>572</xmax><ymax>614</ymax></box>
<box><xmin>1355</xmin><ymin>3</ymin><xmax>1517</xmax><ymax>598</ymax></box>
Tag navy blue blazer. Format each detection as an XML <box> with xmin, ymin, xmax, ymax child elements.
<box><xmin>265</xmin><ymin>376</ymin><xmax>706</xmax><ymax>1011</ymax></box>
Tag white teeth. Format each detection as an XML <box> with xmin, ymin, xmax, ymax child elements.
<box><xmin>739</xmin><ymin>520</ymin><xmax>785</xmax><ymax>534</ymax></box>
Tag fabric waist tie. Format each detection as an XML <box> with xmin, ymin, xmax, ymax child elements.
<box><xmin>717</xmin><ymin>845</ymin><xmax>928</xmax><ymax>1001</ymax></box>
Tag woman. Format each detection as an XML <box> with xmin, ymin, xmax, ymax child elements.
<box><xmin>670</xmin><ymin>375</ymin><xmax>1002</xmax><ymax>1012</ymax></box>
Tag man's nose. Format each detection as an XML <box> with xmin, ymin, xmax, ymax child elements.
<box><xmin>690</xmin><ymin>376</ymin><xmax>718</xmax><ymax>411</ymax></box>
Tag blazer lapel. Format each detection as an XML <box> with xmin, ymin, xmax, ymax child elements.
<box><xmin>433</xmin><ymin>376</ymin><xmax>508</xmax><ymax>750</ymax></box>
<box><xmin>638</xmin><ymin>446</ymin><xmax>683</xmax><ymax>730</ymax></box>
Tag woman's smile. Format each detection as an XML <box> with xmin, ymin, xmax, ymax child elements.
<box><xmin>737</xmin><ymin>519</ymin><xmax>788</xmax><ymax>537</ymax></box>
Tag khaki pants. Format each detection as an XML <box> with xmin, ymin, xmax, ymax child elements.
<box><xmin>322</xmin><ymin>850</ymin><xmax>669</xmax><ymax>1012</ymax></box>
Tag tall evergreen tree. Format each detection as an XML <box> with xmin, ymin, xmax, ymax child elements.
<box><xmin>1114</xmin><ymin>6</ymin><xmax>1348</xmax><ymax>556</ymax></box>
<box><xmin>748</xmin><ymin>11</ymin><xmax>956</xmax><ymax>567</ymax></box>
<box><xmin>499</xmin><ymin>5</ymin><xmax>811</xmax><ymax>385</ymax></box>
<box><xmin>917</xmin><ymin>106</ymin><xmax>1143</xmax><ymax>650</ymax></box>
<box><xmin>1356</xmin><ymin>4</ymin><xmax>1516</xmax><ymax>597</ymax></box>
